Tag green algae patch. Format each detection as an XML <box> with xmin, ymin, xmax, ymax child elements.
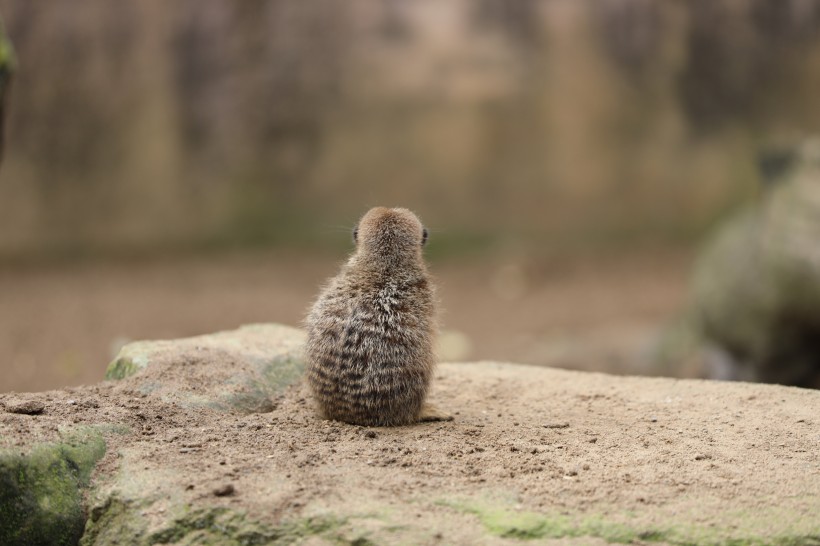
<box><xmin>208</xmin><ymin>353</ymin><xmax>305</xmax><ymax>413</ymax></box>
<box><xmin>0</xmin><ymin>427</ymin><xmax>106</xmax><ymax>546</ymax></box>
<box><xmin>81</xmin><ymin>498</ymin><xmax>348</xmax><ymax>546</ymax></box>
<box><xmin>439</xmin><ymin>498</ymin><xmax>820</xmax><ymax>545</ymax></box>
<box><xmin>104</xmin><ymin>324</ymin><xmax>306</xmax><ymax>414</ymax></box>
<box><xmin>79</xmin><ymin>495</ymin><xmax>147</xmax><ymax>546</ymax></box>
<box><xmin>105</xmin><ymin>349</ymin><xmax>151</xmax><ymax>380</ymax></box>
<box><xmin>440</xmin><ymin>499</ymin><xmax>640</xmax><ymax>543</ymax></box>
<box><xmin>259</xmin><ymin>352</ymin><xmax>306</xmax><ymax>393</ymax></box>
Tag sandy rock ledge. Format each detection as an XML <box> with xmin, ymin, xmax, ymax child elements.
<box><xmin>1</xmin><ymin>324</ymin><xmax>819</xmax><ymax>545</ymax></box>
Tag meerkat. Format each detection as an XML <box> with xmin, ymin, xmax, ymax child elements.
<box><xmin>304</xmin><ymin>207</ymin><xmax>452</xmax><ymax>426</ymax></box>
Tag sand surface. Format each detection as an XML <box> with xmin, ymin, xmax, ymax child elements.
<box><xmin>2</xmin><ymin>346</ymin><xmax>818</xmax><ymax>544</ymax></box>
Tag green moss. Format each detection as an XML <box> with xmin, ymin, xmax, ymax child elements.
<box><xmin>105</xmin><ymin>326</ymin><xmax>305</xmax><ymax>413</ymax></box>
<box><xmin>219</xmin><ymin>379</ymin><xmax>278</xmax><ymax>413</ymax></box>
<box><xmin>440</xmin><ymin>498</ymin><xmax>820</xmax><ymax>546</ymax></box>
<box><xmin>151</xmin><ymin>509</ymin><xmax>345</xmax><ymax>546</ymax></box>
<box><xmin>0</xmin><ymin>35</ymin><xmax>14</xmax><ymax>71</ymax></box>
<box><xmin>0</xmin><ymin>17</ymin><xmax>16</xmax><ymax>84</ymax></box>
<box><xmin>444</xmin><ymin>502</ymin><xmax>638</xmax><ymax>543</ymax></box>
<box><xmin>105</xmin><ymin>351</ymin><xmax>150</xmax><ymax>380</ymax></box>
<box><xmin>0</xmin><ymin>428</ymin><xmax>106</xmax><ymax>546</ymax></box>
<box><xmin>216</xmin><ymin>349</ymin><xmax>305</xmax><ymax>413</ymax></box>
<box><xmin>82</xmin><ymin>500</ymin><xmax>347</xmax><ymax>546</ymax></box>
<box><xmin>258</xmin><ymin>353</ymin><xmax>306</xmax><ymax>394</ymax></box>
<box><xmin>80</xmin><ymin>496</ymin><xmax>146</xmax><ymax>546</ymax></box>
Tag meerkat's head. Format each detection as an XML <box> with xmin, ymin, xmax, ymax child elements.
<box><xmin>352</xmin><ymin>207</ymin><xmax>428</xmax><ymax>262</ymax></box>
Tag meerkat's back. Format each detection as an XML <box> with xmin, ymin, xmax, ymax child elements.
<box><xmin>305</xmin><ymin>207</ymin><xmax>444</xmax><ymax>426</ymax></box>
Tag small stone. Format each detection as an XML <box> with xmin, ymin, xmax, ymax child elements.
<box><xmin>543</xmin><ymin>422</ymin><xmax>570</xmax><ymax>429</ymax></box>
<box><xmin>364</xmin><ymin>430</ymin><xmax>377</xmax><ymax>439</ymax></box>
<box><xmin>5</xmin><ymin>400</ymin><xmax>45</xmax><ymax>415</ymax></box>
<box><xmin>213</xmin><ymin>484</ymin><xmax>235</xmax><ymax>497</ymax></box>
<box><xmin>694</xmin><ymin>453</ymin><xmax>711</xmax><ymax>461</ymax></box>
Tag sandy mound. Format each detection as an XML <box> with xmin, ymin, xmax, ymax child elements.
<box><xmin>1</xmin><ymin>324</ymin><xmax>818</xmax><ymax>545</ymax></box>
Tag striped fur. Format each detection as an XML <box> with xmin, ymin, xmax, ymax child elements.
<box><xmin>305</xmin><ymin>208</ymin><xmax>436</xmax><ymax>426</ymax></box>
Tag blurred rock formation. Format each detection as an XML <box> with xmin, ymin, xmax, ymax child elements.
<box><xmin>660</xmin><ymin>139</ymin><xmax>820</xmax><ymax>388</ymax></box>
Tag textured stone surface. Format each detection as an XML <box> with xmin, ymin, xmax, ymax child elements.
<box><xmin>1</xmin><ymin>324</ymin><xmax>819</xmax><ymax>545</ymax></box>
<box><xmin>106</xmin><ymin>323</ymin><xmax>306</xmax><ymax>413</ymax></box>
<box><xmin>0</xmin><ymin>428</ymin><xmax>106</xmax><ymax>546</ymax></box>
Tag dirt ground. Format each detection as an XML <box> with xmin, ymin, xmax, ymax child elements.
<box><xmin>1</xmin><ymin>342</ymin><xmax>818</xmax><ymax>543</ymax></box>
<box><xmin>0</xmin><ymin>248</ymin><xmax>691</xmax><ymax>394</ymax></box>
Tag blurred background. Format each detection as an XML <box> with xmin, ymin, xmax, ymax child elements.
<box><xmin>2</xmin><ymin>0</ymin><xmax>820</xmax><ymax>393</ymax></box>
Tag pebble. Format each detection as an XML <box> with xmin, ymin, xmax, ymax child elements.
<box><xmin>5</xmin><ymin>400</ymin><xmax>45</xmax><ymax>415</ymax></box>
<box><xmin>213</xmin><ymin>484</ymin><xmax>235</xmax><ymax>497</ymax></box>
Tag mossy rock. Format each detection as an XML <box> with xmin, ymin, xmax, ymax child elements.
<box><xmin>442</xmin><ymin>496</ymin><xmax>820</xmax><ymax>545</ymax></box>
<box><xmin>81</xmin><ymin>498</ymin><xmax>348</xmax><ymax>546</ymax></box>
<box><xmin>660</xmin><ymin>140</ymin><xmax>820</xmax><ymax>388</ymax></box>
<box><xmin>106</xmin><ymin>323</ymin><xmax>306</xmax><ymax>413</ymax></box>
<box><xmin>0</xmin><ymin>428</ymin><xmax>106</xmax><ymax>546</ymax></box>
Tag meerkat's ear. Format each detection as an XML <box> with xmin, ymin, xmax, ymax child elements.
<box><xmin>422</xmin><ymin>228</ymin><xmax>428</xmax><ymax>246</ymax></box>
<box><xmin>353</xmin><ymin>226</ymin><xmax>359</xmax><ymax>244</ymax></box>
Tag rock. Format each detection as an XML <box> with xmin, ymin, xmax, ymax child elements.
<box><xmin>542</xmin><ymin>422</ymin><xmax>569</xmax><ymax>429</ymax></box>
<box><xmin>106</xmin><ymin>323</ymin><xmax>306</xmax><ymax>413</ymax></box>
<box><xmin>658</xmin><ymin>139</ymin><xmax>820</xmax><ymax>388</ymax></box>
<box><xmin>81</xmin><ymin>500</ymin><xmax>345</xmax><ymax>546</ymax></box>
<box><xmin>213</xmin><ymin>484</ymin><xmax>235</xmax><ymax>497</ymax></box>
<box><xmin>0</xmin><ymin>428</ymin><xmax>106</xmax><ymax>546</ymax></box>
<box><xmin>4</xmin><ymin>400</ymin><xmax>45</xmax><ymax>415</ymax></box>
<box><xmin>3</xmin><ymin>325</ymin><xmax>819</xmax><ymax>545</ymax></box>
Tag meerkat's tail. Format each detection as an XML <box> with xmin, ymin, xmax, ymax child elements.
<box><xmin>418</xmin><ymin>403</ymin><xmax>454</xmax><ymax>423</ymax></box>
